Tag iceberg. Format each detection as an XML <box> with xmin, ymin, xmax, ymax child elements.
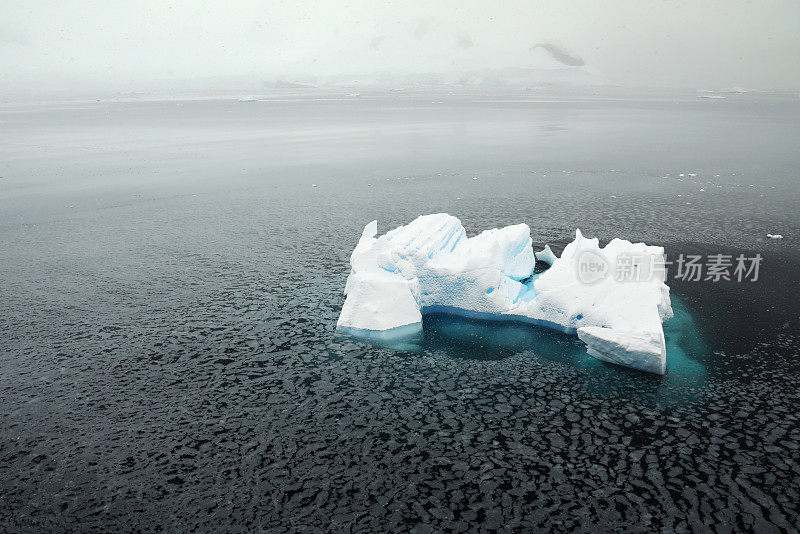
<box><xmin>535</xmin><ymin>244</ymin><xmax>557</xmax><ymax>265</ymax></box>
<box><xmin>336</xmin><ymin>214</ymin><xmax>674</xmax><ymax>374</ymax></box>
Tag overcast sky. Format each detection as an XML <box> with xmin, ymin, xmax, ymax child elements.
<box><xmin>2</xmin><ymin>0</ymin><xmax>799</xmax><ymax>91</ymax></box>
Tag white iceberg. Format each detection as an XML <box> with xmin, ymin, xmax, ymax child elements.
<box><xmin>535</xmin><ymin>244</ymin><xmax>557</xmax><ymax>265</ymax></box>
<box><xmin>337</xmin><ymin>214</ymin><xmax>673</xmax><ymax>374</ymax></box>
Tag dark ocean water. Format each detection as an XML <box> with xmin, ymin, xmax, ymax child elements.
<box><xmin>1</xmin><ymin>90</ymin><xmax>799</xmax><ymax>531</ymax></box>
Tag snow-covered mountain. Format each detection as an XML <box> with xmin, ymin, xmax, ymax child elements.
<box><xmin>268</xmin><ymin>19</ymin><xmax>603</xmax><ymax>88</ymax></box>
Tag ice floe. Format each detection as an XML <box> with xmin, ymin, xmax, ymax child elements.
<box><xmin>337</xmin><ymin>214</ymin><xmax>674</xmax><ymax>374</ymax></box>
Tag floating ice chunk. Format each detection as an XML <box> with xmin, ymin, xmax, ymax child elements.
<box><xmin>336</xmin><ymin>214</ymin><xmax>674</xmax><ymax>374</ymax></box>
<box><xmin>512</xmin><ymin>229</ymin><xmax>673</xmax><ymax>368</ymax></box>
<box><xmin>535</xmin><ymin>245</ymin><xmax>558</xmax><ymax>265</ymax></box>
<box><xmin>362</xmin><ymin>219</ymin><xmax>378</xmax><ymax>238</ymax></box>
<box><xmin>338</xmin><ymin>270</ymin><xmax>422</xmax><ymax>332</ymax></box>
<box><xmin>578</xmin><ymin>327</ymin><xmax>665</xmax><ymax>375</ymax></box>
<box><xmin>767</xmin><ymin>234</ymin><xmax>784</xmax><ymax>239</ymax></box>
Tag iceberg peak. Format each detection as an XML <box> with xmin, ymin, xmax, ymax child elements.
<box><xmin>362</xmin><ymin>220</ymin><xmax>378</xmax><ymax>238</ymax></box>
<box><xmin>535</xmin><ymin>244</ymin><xmax>557</xmax><ymax>265</ymax></box>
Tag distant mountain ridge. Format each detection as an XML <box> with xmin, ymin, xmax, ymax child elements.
<box><xmin>267</xmin><ymin>18</ymin><xmax>604</xmax><ymax>88</ymax></box>
<box><xmin>268</xmin><ymin>44</ymin><xmax>602</xmax><ymax>88</ymax></box>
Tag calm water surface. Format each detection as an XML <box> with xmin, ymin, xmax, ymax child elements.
<box><xmin>1</xmin><ymin>90</ymin><xmax>798</xmax><ymax>531</ymax></box>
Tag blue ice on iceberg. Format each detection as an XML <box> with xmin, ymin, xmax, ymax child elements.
<box><xmin>336</xmin><ymin>214</ymin><xmax>674</xmax><ymax>374</ymax></box>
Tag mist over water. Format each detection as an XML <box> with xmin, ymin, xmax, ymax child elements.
<box><xmin>1</xmin><ymin>89</ymin><xmax>799</xmax><ymax>530</ymax></box>
<box><xmin>2</xmin><ymin>1</ymin><xmax>800</xmax><ymax>96</ymax></box>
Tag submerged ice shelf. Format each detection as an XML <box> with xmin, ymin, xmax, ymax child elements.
<box><xmin>336</xmin><ymin>214</ymin><xmax>674</xmax><ymax>374</ymax></box>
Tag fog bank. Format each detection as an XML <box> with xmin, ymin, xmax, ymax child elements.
<box><xmin>2</xmin><ymin>0</ymin><xmax>799</xmax><ymax>95</ymax></box>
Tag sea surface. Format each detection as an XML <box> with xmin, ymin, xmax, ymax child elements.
<box><xmin>1</xmin><ymin>89</ymin><xmax>798</xmax><ymax>531</ymax></box>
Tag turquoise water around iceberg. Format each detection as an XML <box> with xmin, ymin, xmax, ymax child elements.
<box><xmin>422</xmin><ymin>295</ymin><xmax>707</xmax><ymax>403</ymax></box>
<box><xmin>341</xmin><ymin>294</ymin><xmax>706</xmax><ymax>386</ymax></box>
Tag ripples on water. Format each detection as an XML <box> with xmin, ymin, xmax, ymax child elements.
<box><xmin>0</xmin><ymin>92</ymin><xmax>798</xmax><ymax>531</ymax></box>
<box><xmin>406</xmin><ymin>296</ymin><xmax>709</xmax><ymax>399</ymax></box>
